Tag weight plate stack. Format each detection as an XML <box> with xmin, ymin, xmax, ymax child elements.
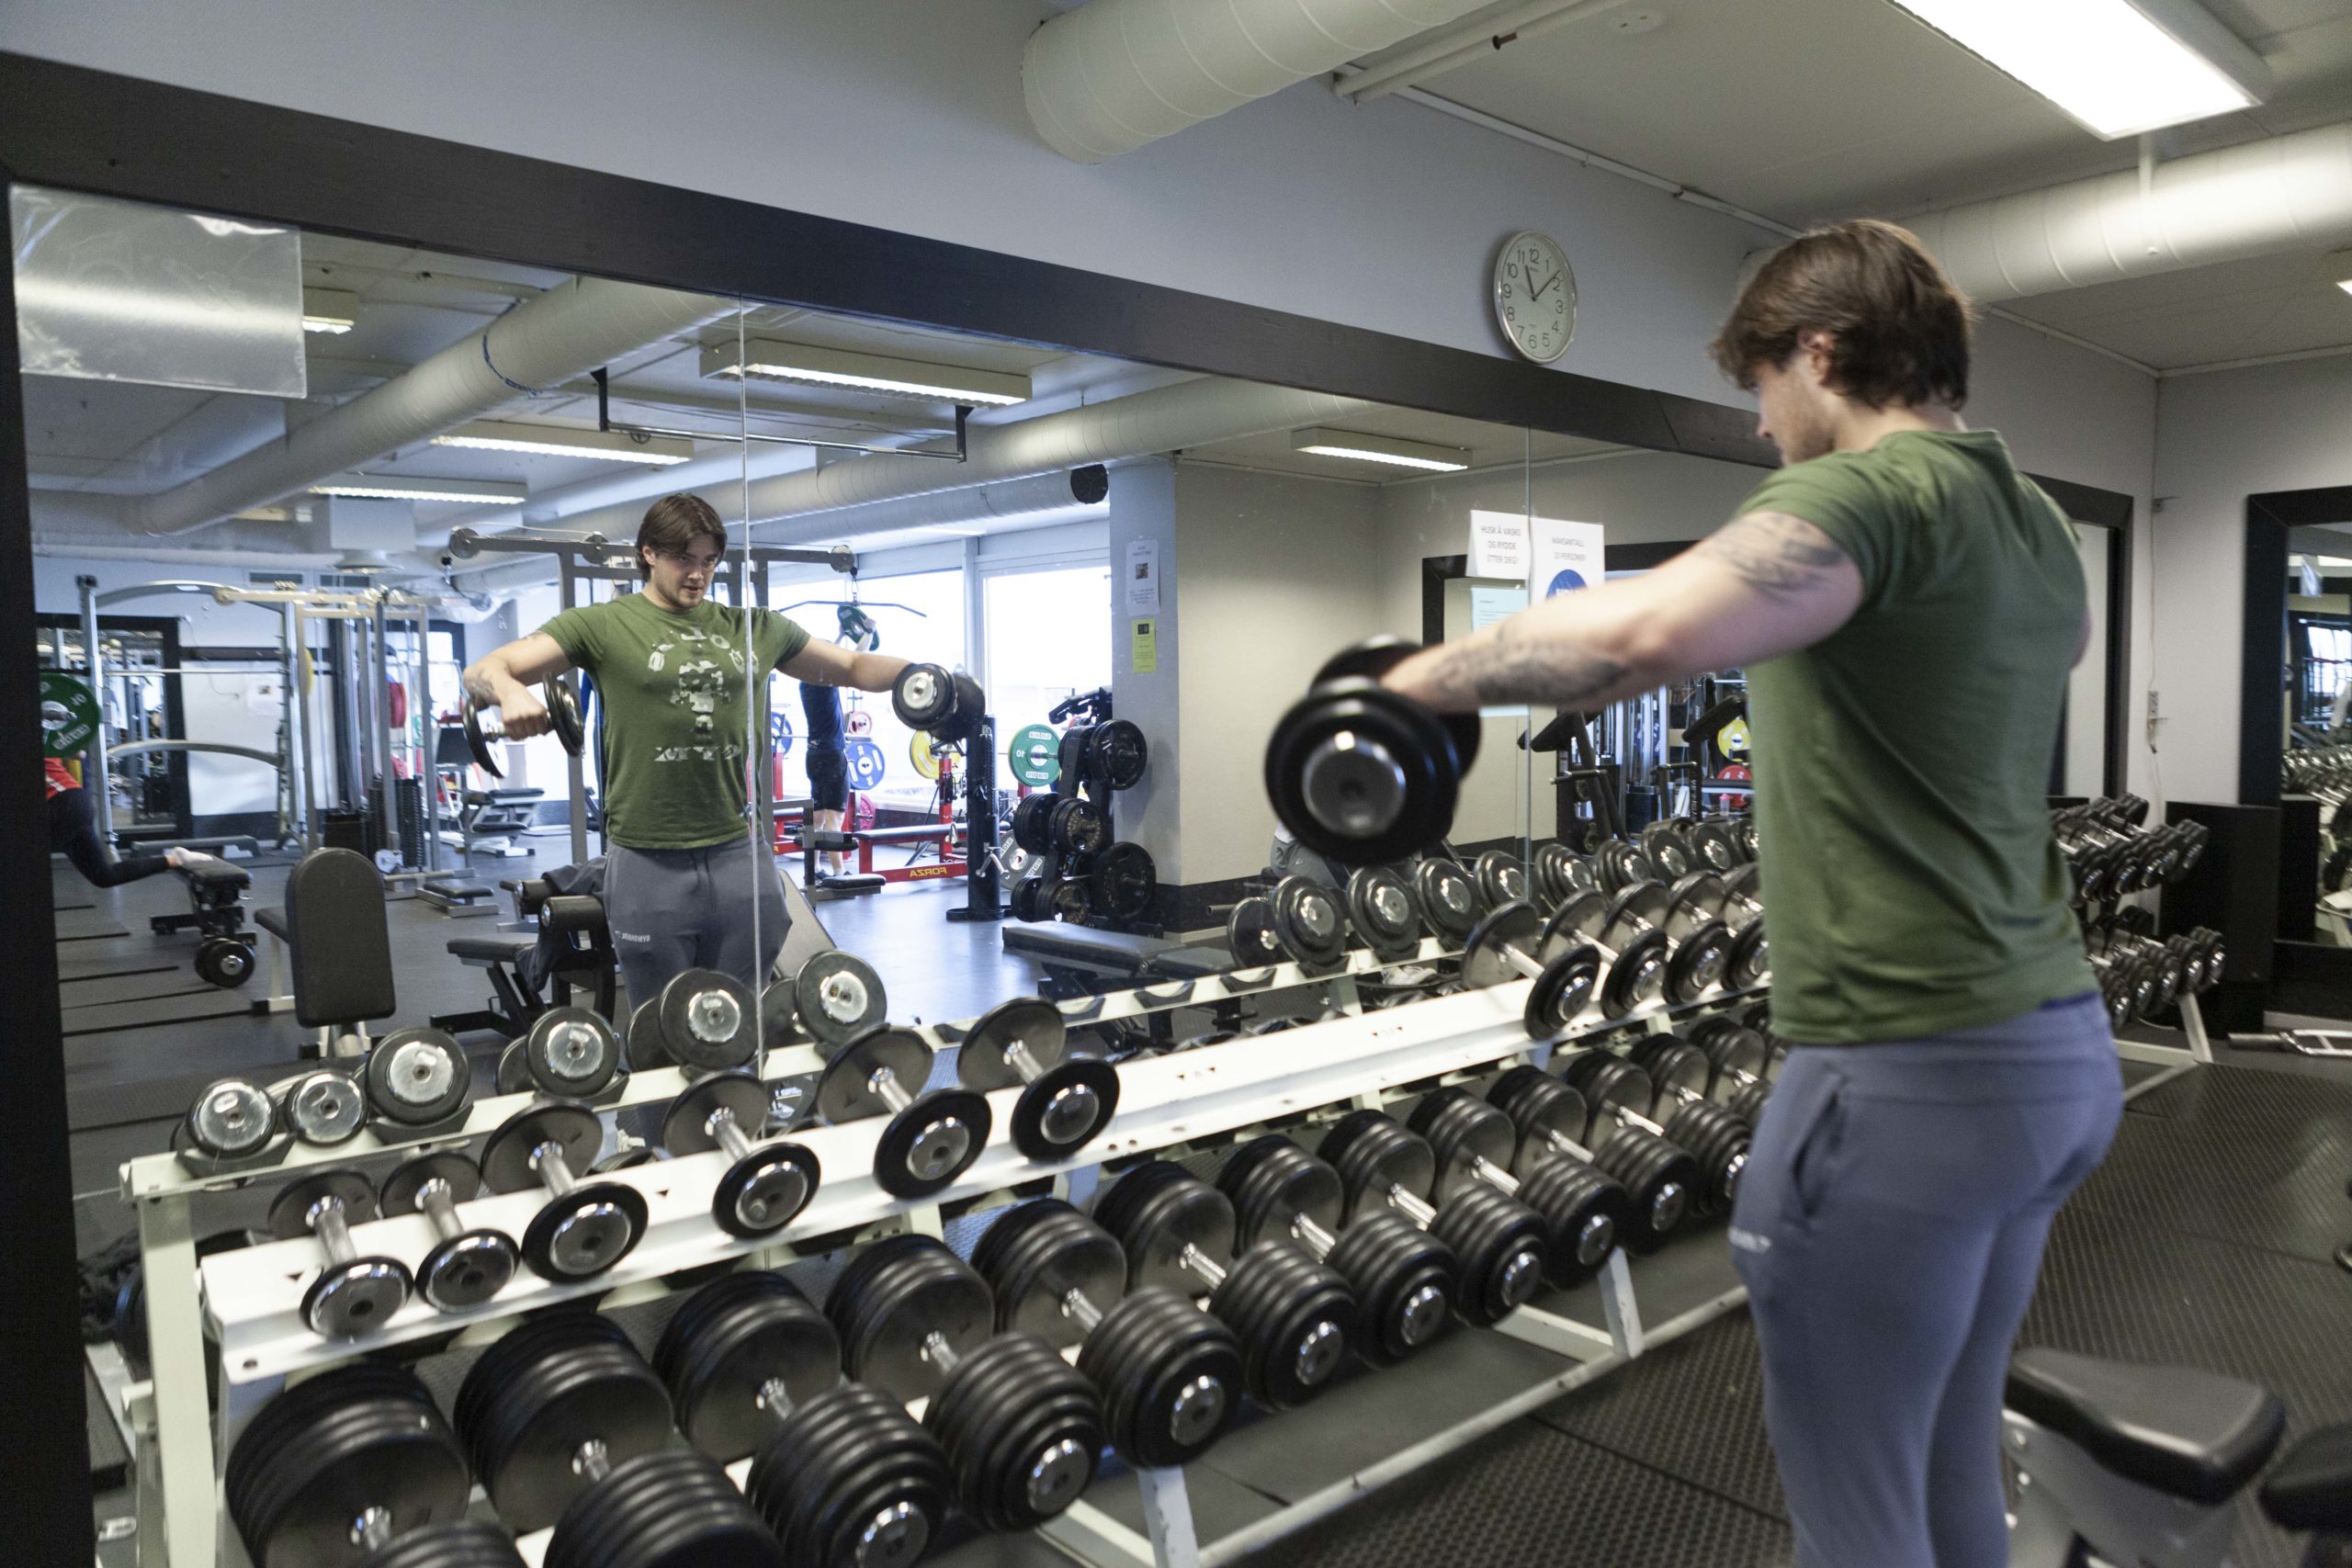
<box><xmin>1322</xmin><ymin>1210</ymin><xmax>1459</xmax><ymax>1366</ymax></box>
<box><xmin>1226</xmin><ymin>897</ymin><xmax>1285</xmax><ymax>967</ymax></box>
<box><xmin>1424</xmin><ymin>1183</ymin><xmax>1547</xmax><ymax>1327</ymax></box>
<box><xmin>1472</xmin><ymin>851</ymin><xmax>1529</xmax><ymax>911</ymax></box>
<box><xmin>1585</xmin><ymin>1129</ymin><xmax>1698</xmax><ymax>1255</ymax></box>
<box><xmin>922</xmin><ymin>1331</ymin><xmax>1104</xmax><ymax>1530</ymax></box>
<box><xmin>651</xmin><ymin>1271</ymin><xmax>840</xmax><ymax>1462</ymax></box>
<box><xmin>1012</xmin><ymin>794</ymin><xmax>1059</xmax><ymax>854</ymax></box>
<box><xmin>542</xmin><ymin>1446</ymin><xmax>781</xmax><ymax>1568</ymax></box>
<box><xmin>745</xmin><ymin>1382</ymin><xmax>951</xmax><ymax>1568</ymax></box>
<box><xmin>1346</xmin><ymin>864</ymin><xmax>1423</xmax><ymax>961</ymax></box>
<box><xmin>625</xmin><ymin>998</ymin><xmax>668</xmax><ymax>1072</ymax></box>
<box><xmin>1271</xmin><ymin>877</ymin><xmax>1349</xmax><ymax>969</ymax></box>
<box><xmin>1412</xmin><ymin>859</ymin><xmax>1479</xmax><ymax>947</ymax></box>
<box><xmin>1088</xmin><ymin>842</ymin><xmax>1158</xmax><ymax>922</ymax></box>
<box><xmin>356</xmin><ymin>1522</ymin><xmax>525</xmax><ymax>1568</ymax></box>
<box><xmin>1511</xmin><ymin>1154</ymin><xmax>1632</xmax><ymax>1288</ymax></box>
<box><xmin>1662</xmin><ymin>1100</ymin><xmax>1752</xmax><ymax>1216</ymax></box>
<box><xmin>1080</xmin><ymin>1287</ymin><xmax>1244</xmax><ymax>1466</ymax></box>
<box><xmin>1048</xmin><ymin>796</ymin><xmax>1108</xmax><ymax>858</ymax></box>
<box><xmin>1083</xmin><ymin>720</ymin><xmax>1149</xmax><ymax>792</ymax></box>
<box><xmin>1205</xmin><ymin>1241</ymin><xmax>1360</xmax><ymax>1410</ymax></box>
<box><xmin>225</xmin><ymin>1362</ymin><xmax>472</xmax><ymax>1568</ymax></box>
<box><xmin>451</xmin><ymin>1311</ymin><xmax>673</xmax><ymax>1534</ymax></box>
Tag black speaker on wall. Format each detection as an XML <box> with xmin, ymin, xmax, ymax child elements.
<box><xmin>2158</xmin><ymin>800</ymin><xmax>2278</xmax><ymax>1032</ymax></box>
<box><xmin>2277</xmin><ymin>795</ymin><xmax>2320</xmax><ymax>942</ymax></box>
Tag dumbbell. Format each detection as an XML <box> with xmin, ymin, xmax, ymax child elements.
<box><xmin>1487</xmin><ymin>1066</ymin><xmax>1698</xmax><ymax>1252</ymax></box>
<box><xmin>1472</xmin><ymin>849</ymin><xmax>1531</xmax><ymax>911</ymax></box>
<box><xmin>1407</xmin><ymin>1089</ymin><xmax>1632</xmax><ymax>1288</ymax></box>
<box><xmin>362</xmin><ymin>1027</ymin><xmax>474</xmax><ymax>1129</ymax></box>
<box><xmin>1533</xmin><ymin>892</ymin><xmax>1669</xmax><ymax>1020</ymax></box>
<box><xmin>1638</xmin><ymin>822</ymin><xmax>1697</xmax><ymax>881</ymax></box>
<box><xmin>511</xmin><ymin>1006</ymin><xmax>626</xmax><ymax>1098</ymax></box>
<box><xmin>811</xmin><ymin>1024</ymin><xmax>991</xmax><ymax>1198</ymax></box>
<box><xmin>955</xmin><ymin>998</ymin><xmax>1121</xmax><ymax>1161</ymax></box>
<box><xmin>195</xmin><ymin>932</ymin><xmax>257</xmax><ymax>987</ymax></box>
<box><xmin>1616</xmin><ymin>1038</ymin><xmax>1756</xmax><ymax>1213</ymax></box>
<box><xmin>2086</xmin><ymin>923</ymin><xmax>2185</xmax><ymax>1004</ymax></box>
<box><xmin>652</xmin><ymin>1270</ymin><xmax>952</xmax><ymax>1568</ymax></box>
<box><xmin>1685</xmin><ymin>818</ymin><xmax>1747</xmax><ymax>873</ymax></box>
<box><xmin>1414</xmin><ymin>857</ymin><xmax>1483</xmax><ymax>949</ymax></box>
<box><xmin>223</xmin><ymin>1362</ymin><xmax>473</xmax><ymax>1567</ymax></box>
<box><xmin>974</xmin><ymin>1200</ymin><xmax>1246</xmax><ymax>1466</ymax></box>
<box><xmin>1346</xmin><ymin>863</ymin><xmax>1425</xmax><ymax>962</ymax></box>
<box><xmin>660</xmin><ymin>1070</ymin><xmax>821</xmax><ymax>1238</ymax></box>
<box><xmin>1673</xmin><ymin>868</ymin><xmax>1769</xmax><ymax>990</ymax></box>
<box><xmin>461</xmin><ymin>673</ymin><xmax>585</xmax><ymax>778</ymax></box>
<box><xmin>890</xmin><ymin>661</ymin><xmax>987</xmax><ymax>746</ymax></box>
<box><xmin>266</xmin><ymin>1169</ymin><xmax>412</xmax><ymax>1339</ymax></box>
<box><xmin>1591</xmin><ymin>838</ymin><xmax>1661</xmax><ymax>893</ymax></box>
<box><xmin>1094</xmin><ymin>1160</ymin><xmax>1363</xmax><ymax>1409</ymax></box>
<box><xmin>181</xmin><ymin>1075</ymin><xmax>279</xmax><ymax>1158</ymax></box>
<box><xmin>1317</xmin><ymin>1111</ymin><xmax>1550</xmax><ymax>1326</ymax></box>
<box><xmin>1455</xmin><ymin>898</ymin><xmax>1604</xmax><ymax>1039</ymax></box>
<box><xmin>1600</xmin><ymin>880</ymin><xmax>1734</xmax><ymax>1005</ymax></box>
<box><xmin>1684</xmin><ymin>1016</ymin><xmax>1781</xmax><ymax>1123</ymax></box>
<box><xmin>452</xmin><ymin>1311</ymin><xmax>783</xmax><ymax>1565</ymax></box>
<box><xmin>1218</xmin><ymin>1135</ymin><xmax>1462</xmax><ymax>1365</ymax></box>
<box><xmin>1531</xmin><ymin>841</ymin><xmax>1600</xmax><ymax>909</ymax></box>
<box><xmin>480</xmin><ymin>1100</ymin><xmax>649</xmax><ymax>1280</ymax></box>
<box><xmin>791</xmin><ymin>949</ymin><xmax>892</xmax><ymax>1050</ymax></box>
<box><xmin>1263</xmin><ymin>635</ymin><xmax>1482</xmax><ymax>865</ymax></box>
<box><xmin>828</xmin><ymin>1234</ymin><xmax>1106</xmax><ymax>1531</ymax></box>
<box><xmin>1227</xmin><ymin>875</ymin><xmax>1352</xmax><ymax>970</ymax></box>
<box><xmin>272</xmin><ymin>1067</ymin><xmax>367</xmax><ymax>1149</ymax></box>
<box><xmin>619</xmin><ymin>969</ymin><xmax>760</xmax><ymax>1074</ymax></box>
<box><xmin>378</xmin><ymin>1152</ymin><xmax>519</xmax><ymax>1314</ymax></box>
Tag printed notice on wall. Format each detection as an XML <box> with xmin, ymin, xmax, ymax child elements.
<box><xmin>1530</xmin><ymin>517</ymin><xmax>1605</xmax><ymax>597</ymax></box>
<box><xmin>1467</xmin><ymin>509</ymin><xmax>1528</xmax><ymax>580</ymax></box>
<box><xmin>1130</xmin><ymin>617</ymin><xmax>1158</xmax><ymax>673</ymax></box>
<box><xmin>1125</xmin><ymin>538</ymin><xmax>1161</xmax><ymax>615</ymax></box>
<box><xmin>1468</xmin><ymin>583</ymin><xmax>1527</xmax><ymax>630</ymax></box>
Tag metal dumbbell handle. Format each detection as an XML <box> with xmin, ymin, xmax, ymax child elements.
<box><xmin>921</xmin><ymin>1329</ymin><xmax>966</xmax><ymax>1375</ymax></box>
<box><xmin>1531</xmin><ymin>1124</ymin><xmax>1601</xmax><ymax>1165</ymax></box>
<box><xmin>1060</xmin><ymin>1286</ymin><xmax>1105</xmax><ymax>1334</ymax></box>
<box><xmin>532</xmin><ymin>1140</ymin><xmax>581</xmax><ymax>1198</ymax></box>
<box><xmin>1465</xmin><ymin>1152</ymin><xmax>1522</xmax><ymax>1198</ymax></box>
<box><xmin>1005</xmin><ymin>1038</ymin><xmax>1058</xmax><ymax>1085</ymax></box>
<box><xmin>1176</xmin><ymin>1242</ymin><xmax>1230</xmax><ymax>1291</ymax></box>
<box><xmin>308</xmin><ymin>1192</ymin><xmax>362</xmax><ymax>1268</ymax></box>
<box><xmin>1288</xmin><ymin>1213</ymin><xmax>1341</xmax><ymax>1258</ymax></box>
<box><xmin>413</xmin><ymin>1178</ymin><xmax>469</xmax><ymax>1246</ymax></box>
<box><xmin>572</xmin><ymin>1437</ymin><xmax>613</xmax><ymax>1485</ymax></box>
<box><xmin>1596</xmin><ymin>1101</ymin><xmax>1671</xmax><ymax>1139</ymax></box>
<box><xmin>1379</xmin><ymin>1180</ymin><xmax>1438</xmax><ymax>1227</ymax></box>
<box><xmin>1493</xmin><ymin>940</ymin><xmax>1546</xmax><ymax>983</ymax></box>
<box><xmin>351</xmin><ymin>1507</ymin><xmax>393</xmax><ymax>1553</ymax></box>
<box><xmin>869</xmin><ymin>1066</ymin><xmax>918</xmax><ymax>1116</ymax></box>
<box><xmin>706</xmin><ymin>1106</ymin><xmax>759</xmax><ymax>1164</ymax></box>
<box><xmin>756</xmin><ymin>1376</ymin><xmax>800</xmax><ymax>1425</ymax></box>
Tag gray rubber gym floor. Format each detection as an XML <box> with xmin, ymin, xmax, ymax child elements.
<box><xmin>59</xmin><ymin>852</ymin><xmax>2352</xmax><ymax>1566</ymax></box>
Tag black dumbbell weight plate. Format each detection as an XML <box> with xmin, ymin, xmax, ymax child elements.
<box><xmin>1208</xmin><ymin>1241</ymin><xmax>1359</xmax><ymax>1410</ymax></box>
<box><xmin>1083</xmin><ymin>719</ymin><xmax>1149</xmax><ymax>791</ymax></box>
<box><xmin>1514</xmin><ymin>1154</ymin><xmax>1631</xmax><ymax>1288</ymax></box>
<box><xmin>658</xmin><ymin>968</ymin><xmax>758</xmax><ymax>1072</ymax></box>
<box><xmin>1526</xmin><ymin>943</ymin><xmax>1601</xmax><ymax>1038</ymax></box>
<box><xmin>1689</xmin><ymin>819</ymin><xmax>1741</xmax><ymax>872</ymax></box>
<box><xmin>1587</xmin><ymin>1129</ymin><xmax>1696</xmax><ymax>1254</ymax></box>
<box><xmin>1664</xmin><ymin>917</ymin><xmax>1732</xmax><ymax>1003</ymax></box>
<box><xmin>1725</xmin><ymin>920</ymin><xmax>1770</xmax><ymax>989</ymax></box>
<box><xmin>354</xmin><ymin>1522</ymin><xmax>523</xmax><ymax>1568</ymax></box>
<box><xmin>1663</xmin><ymin>1100</ymin><xmax>1752</xmax><ymax>1215</ymax></box>
<box><xmin>748</xmin><ymin>1382</ymin><xmax>950</xmax><ymax>1568</ymax></box>
<box><xmin>1226</xmin><ymin>896</ymin><xmax>1285</xmax><ymax>967</ymax></box>
<box><xmin>1600</xmin><ymin>882</ymin><xmax>1671</xmax><ymax>948</ymax></box>
<box><xmin>1049</xmin><ymin>795</ymin><xmax>1108</xmax><ymax>857</ymax></box>
<box><xmin>1426</xmin><ymin>1183</ymin><xmax>1546</xmax><ymax>1326</ymax></box>
<box><xmin>794</xmin><ymin>950</ymin><xmax>888</xmax><ymax>1047</ymax></box>
<box><xmin>524</xmin><ymin>1006</ymin><xmax>622</xmax><ymax>1098</ymax></box>
<box><xmin>196</xmin><ymin>935</ymin><xmax>256</xmax><ymax>987</ymax></box>
<box><xmin>364</xmin><ymin>1028</ymin><xmax>472</xmax><ymax>1126</ymax></box>
<box><xmin>1640</xmin><ymin>823</ymin><xmax>1694</xmax><ymax>880</ymax></box>
<box><xmin>1049</xmin><ymin>877</ymin><xmax>1091</xmax><ymax>922</ymax></box>
<box><xmin>379</xmin><ymin>1151</ymin><xmax>516</xmax><ymax>1314</ymax></box>
<box><xmin>543</xmin><ymin>675</ymin><xmax>585</xmax><ymax>756</ymax></box>
<box><xmin>759</xmin><ymin>977</ymin><xmax>804</xmax><ymax>1054</ymax></box>
<box><xmin>1080</xmin><ymin>1287</ymin><xmax>1244</xmax><ymax>1466</ymax></box>
<box><xmin>1272</xmin><ymin>876</ymin><xmax>1350</xmax><ymax>967</ymax></box>
<box><xmin>480</xmin><ymin>1101</ymin><xmax>649</xmax><ymax>1281</ymax></box>
<box><xmin>1543</xmin><ymin>888</ymin><xmax>1608</xmax><ymax>945</ymax></box>
<box><xmin>1626</xmin><ymin>1037</ymin><xmax>1713</xmax><ymax>1101</ymax></box>
<box><xmin>626</xmin><ymin>998</ymin><xmax>668</xmax><ymax>1071</ymax></box>
<box><xmin>1264</xmin><ymin>675</ymin><xmax>1468</xmax><ymax>867</ymax></box>
<box><xmin>828</xmin><ymin>1235</ymin><xmax>994</xmax><ymax>1404</ymax></box>
<box><xmin>652</xmin><ymin>1271</ymin><xmax>840</xmax><ymax>1462</ymax></box>
<box><xmin>1595</xmin><ymin>840</ymin><xmax>1657</xmax><ymax>892</ymax></box>
<box><xmin>924</xmin><ymin>1330</ymin><xmax>1104</xmax><ymax>1530</ymax></box>
<box><xmin>1665</xmin><ymin>872</ymin><xmax>1725</xmax><ymax>937</ymax></box>
<box><xmin>1413</xmin><ymin>859</ymin><xmax>1480</xmax><ymax>946</ymax></box>
<box><xmin>1347</xmin><ymin>863</ymin><xmax>1423</xmax><ymax>959</ymax></box>
<box><xmin>1460</xmin><ymin>899</ymin><xmax>1545</xmax><ymax>990</ymax></box>
<box><xmin>1473</xmin><ymin>850</ymin><xmax>1529</xmax><ymax>911</ymax></box>
<box><xmin>228</xmin><ymin>1364</ymin><xmax>473</xmax><ymax>1568</ymax></box>
<box><xmin>495</xmin><ymin>1041</ymin><xmax>532</xmax><ymax>1097</ymax></box>
<box><xmin>890</xmin><ymin>662</ymin><xmax>956</xmax><ymax>730</ymax></box>
<box><xmin>1600</xmin><ymin>929</ymin><xmax>1670</xmax><ymax>1018</ymax></box>
<box><xmin>1012</xmin><ymin>793</ymin><xmax>1058</xmax><ymax>853</ymax></box>
<box><xmin>1323</xmin><ymin>1208</ymin><xmax>1457</xmax><ymax>1365</ymax></box>
<box><xmin>1008</xmin><ymin>875</ymin><xmax>1049</xmax><ymax>923</ymax></box>
<box><xmin>545</xmin><ymin>1446</ymin><xmax>777</xmax><ymax>1568</ymax></box>
<box><xmin>1089</xmin><ymin>841</ymin><xmax>1158</xmax><ymax>921</ymax></box>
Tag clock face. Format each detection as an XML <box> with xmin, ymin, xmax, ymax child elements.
<box><xmin>1493</xmin><ymin>231</ymin><xmax>1576</xmax><ymax>363</ymax></box>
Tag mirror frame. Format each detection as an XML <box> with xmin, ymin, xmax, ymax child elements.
<box><xmin>0</xmin><ymin>51</ymin><xmax>2140</xmax><ymax>1558</ymax></box>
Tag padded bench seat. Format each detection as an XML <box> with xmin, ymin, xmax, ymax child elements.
<box><xmin>1002</xmin><ymin>924</ymin><xmax>1174</xmax><ymax>975</ymax></box>
<box><xmin>448</xmin><ymin>932</ymin><xmax>537</xmax><ymax>964</ymax></box>
<box><xmin>178</xmin><ymin>862</ymin><xmax>252</xmax><ymax>893</ymax></box>
<box><xmin>1141</xmin><ymin>945</ymin><xmax>1237</xmax><ymax>979</ymax></box>
<box><xmin>2006</xmin><ymin>1347</ymin><xmax>2285</xmax><ymax>1505</ymax></box>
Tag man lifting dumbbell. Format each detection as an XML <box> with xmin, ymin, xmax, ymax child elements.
<box><xmin>461</xmin><ymin>493</ymin><xmax>929</xmax><ymax>1007</ymax></box>
<box><xmin>1318</xmin><ymin>222</ymin><xmax>2123</xmax><ymax>1568</ymax></box>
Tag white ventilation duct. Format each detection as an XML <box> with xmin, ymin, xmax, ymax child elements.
<box><xmin>1906</xmin><ymin>119</ymin><xmax>2352</xmax><ymax>305</ymax></box>
<box><xmin>1024</xmin><ymin>0</ymin><xmax>1496</xmax><ymax>163</ymax></box>
<box><xmin>130</xmin><ymin>279</ymin><xmax>739</xmax><ymax>536</ymax></box>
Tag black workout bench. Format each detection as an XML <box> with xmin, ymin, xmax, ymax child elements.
<box><xmin>432</xmin><ymin>878</ymin><xmax>616</xmax><ymax>1041</ymax></box>
<box><xmin>797</xmin><ymin>821</ymin><xmax>960</xmax><ymax>898</ymax></box>
<box><xmin>150</xmin><ymin>859</ymin><xmax>251</xmax><ymax>941</ymax></box>
<box><xmin>1001</xmin><ymin>921</ymin><xmax>1235</xmax><ymax>1004</ymax></box>
<box><xmin>252</xmin><ymin>849</ymin><xmax>397</xmax><ymax>1057</ymax></box>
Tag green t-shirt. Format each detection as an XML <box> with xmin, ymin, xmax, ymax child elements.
<box><xmin>1736</xmin><ymin>428</ymin><xmax>2096</xmax><ymax>1044</ymax></box>
<box><xmin>539</xmin><ymin>594</ymin><xmax>810</xmax><ymax>850</ymax></box>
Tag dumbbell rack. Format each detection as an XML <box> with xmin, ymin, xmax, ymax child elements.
<box><xmin>2115</xmin><ymin>991</ymin><xmax>2215</xmax><ymax>1102</ymax></box>
<box><xmin>119</xmin><ymin>951</ymin><xmax>1747</xmax><ymax>1568</ymax></box>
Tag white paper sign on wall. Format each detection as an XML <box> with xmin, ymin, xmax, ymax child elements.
<box><xmin>1530</xmin><ymin>517</ymin><xmax>1605</xmax><ymax>598</ymax></box>
<box><xmin>1467</xmin><ymin>509</ymin><xmax>1528</xmax><ymax>580</ymax></box>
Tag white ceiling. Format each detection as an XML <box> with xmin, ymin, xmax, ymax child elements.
<box><xmin>1363</xmin><ymin>0</ymin><xmax>2352</xmax><ymax>369</ymax></box>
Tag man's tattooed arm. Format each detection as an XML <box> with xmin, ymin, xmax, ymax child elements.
<box><xmin>1380</xmin><ymin>509</ymin><xmax>1861</xmax><ymax>714</ymax></box>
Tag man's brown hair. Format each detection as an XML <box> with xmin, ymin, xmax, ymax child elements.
<box><xmin>1710</xmin><ymin>219</ymin><xmax>1974</xmax><ymax>410</ymax></box>
<box><xmin>637</xmin><ymin>493</ymin><xmax>727</xmax><ymax>581</ymax></box>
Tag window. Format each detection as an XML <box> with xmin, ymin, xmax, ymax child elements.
<box><xmin>985</xmin><ymin>563</ymin><xmax>1112</xmax><ymax>781</ymax></box>
<box><xmin>775</xmin><ymin>569</ymin><xmax>966</xmax><ymax>809</ymax></box>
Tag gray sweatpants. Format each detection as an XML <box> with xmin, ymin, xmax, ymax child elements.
<box><xmin>604</xmin><ymin>835</ymin><xmax>788</xmax><ymax>1011</ymax></box>
<box><xmin>1728</xmin><ymin>993</ymin><xmax>2122</xmax><ymax>1568</ymax></box>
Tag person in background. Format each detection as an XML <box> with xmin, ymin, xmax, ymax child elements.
<box><xmin>47</xmin><ymin>757</ymin><xmax>206</xmax><ymax>887</ymax></box>
<box><xmin>800</xmin><ymin>677</ymin><xmax>850</xmax><ymax>881</ymax></box>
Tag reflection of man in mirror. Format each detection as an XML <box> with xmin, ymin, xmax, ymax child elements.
<box><xmin>45</xmin><ymin>756</ymin><xmax>204</xmax><ymax>887</ymax></box>
<box><xmin>1385</xmin><ymin>220</ymin><xmax>2116</xmax><ymax>1568</ymax></box>
<box><xmin>463</xmin><ymin>494</ymin><xmax>913</xmax><ymax>1007</ymax></box>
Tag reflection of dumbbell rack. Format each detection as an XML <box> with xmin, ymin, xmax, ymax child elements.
<box><xmin>1006</xmin><ymin>691</ymin><xmax>1156</xmax><ymax>930</ymax></box>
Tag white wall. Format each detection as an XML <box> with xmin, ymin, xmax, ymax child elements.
<box><xmin>2152</xmin><ymin>355</ymin><xmax>2352</xmax><ymax>804</ymax></box>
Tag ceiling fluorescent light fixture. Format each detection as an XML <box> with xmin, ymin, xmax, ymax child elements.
<box><xmin>1293</xmin><ymin>427</ymin><xmax>1471</xmax><ymax>472</ymax></box>
<box><xmin>311</xmin><ymin>473</ymin><xmax>526</xmax><ymax>505</ymax></box>
<box><xmin>702</xmin><ymin>339</ymin><xmax>1030</xmax><ymax>406</ymax></box>
<box><xmin>2337</xmin><ymin>278</ymin><xmax>2352</xmax><ymax>297</ymax></box>
<box><xmin>1883</xmin><ymin>0</ymin><xmax>2268</xmax><ymax>139</ymax></box>
<box><xmin>430</xmin><ymin>420</ymin><xmax>693</xmax><ymax>466</ymax></box>
<box><xmin>300</xmin><ymin>287</ymin><xmax>358</xmax><ymax>335</ymax></box>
